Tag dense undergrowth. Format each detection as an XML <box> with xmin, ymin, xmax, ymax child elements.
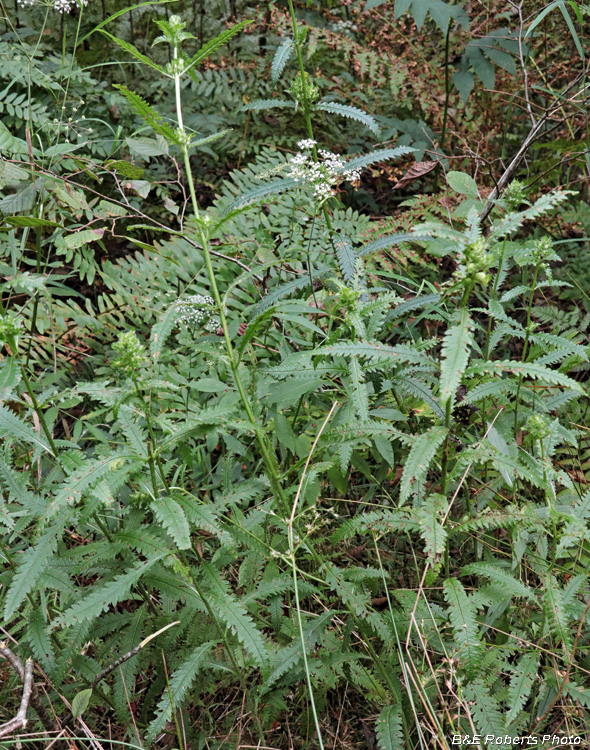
<box><xmin>1</xmin><ymin>1</ymin><xmax>590</xmax><ymax>749</ymax></box>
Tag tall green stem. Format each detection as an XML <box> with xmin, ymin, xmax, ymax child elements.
<box><xmin>173</xmin><ymin>57</ymin><xmax>288</xmax><ymax>516</ymax></box>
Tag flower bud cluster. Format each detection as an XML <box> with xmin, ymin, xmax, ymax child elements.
<box><xmin>503</xmin><ymin>179</ymin><xmax>528</xmax><ymax>210</ymax></box>
<box><xmin>0</xmin><ymin>314</ymin><xmax>21</xmax><ymax>343</ymax></box>
<box><xmin>462</xmin><ymin>238</ymin><xmax>492</xmax><ymax>287</ymax></box>
<box><xmin>175</xmin><ymin>294</ymin><xmax>221</xmax><ymax>333</ymax></box>
<box><xmin>289</xmin><ymin>141</ymin><xmax>361</xmax><ymax>203</ymax></box>
<box><xmin>289</xmin><ymin>71</ymin><xmax>320</xmax><ymax>104</ymax></box>
<box><xmin>526</xmin><ymin>413</ymin><xmax>551</xmax><ymax>442</ymax></box>
<box><xmin>112</xmin><ymin>331</ymin><xmax>145</xmax><ymax>376</ymax></box>
<box><xmin>48</xmin><ymin>101</ymin><xmax>92</xmax><ymax>144</ymax></box>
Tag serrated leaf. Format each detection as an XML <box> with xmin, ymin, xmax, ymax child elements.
<box><xmin>335</xmin><ymin>235</ymin><xmax>357</xmax><ymax>284</ymax></box>
<box><xmin>0</xmin><ymin>404</ymin><xmax>52</xmax><ymax>453</ymax></box>
<box><xmin>444</xmin><ymin>578</ymin><xmax>481</xmax><ymax>676</ymax></box>
<box><xmin>314</xmin><ymin>101</ymin><xmax>381</xmax><ymax>136</ymax></box>
<box><xmin>146</xmin><ymin>642</ymin><xmax>216</xmax><ymax>742</ymax></box>
<box><xmin>271</xmin><ymin>38</ymin><xmax>294</xmax><ymax>82</ymax></box>
<box><xmin>439</xmin><ymin>310</ymin><xmax>472</xmax><ymax>407</ymax></box>
<box><xmin>342</xmin><ymin>146</ymin><xmax>414</xmax><ymax>172</ymax></box>
<box><xmin>4</xmin><ymin>525</ymin><xmax>60</xmax><ymax>619</ymax></box>
<box><xmin>200</xmin><ymin>562</ymin><xmax>268</xmax><ymax>668</ymax></box>
<box><xmin>467</xmin><ymin>360</ymin><xmax>582</xmax><ymax>392</ymax></box>
<box><xmin>54</xmin><ymin>557</ymin><xmax>159</xmax><ymax>628</ymax></box>
<box><xmin>151</xmin><ymin>496</ymin><xmax>191</xmax><ymax>550</ymax></box>
<box><xmin>376</xmin><ymin>704</ymin><xmax>403</xmax><ymax>750</ymax></box>
<box><xmin>224</xmin><ymin>178</ymin><xmax>298</xmax><ymax>214</ymax></box>
<box><xmin>400</xmin><ymin>425</ymin><xmax>446</xmax><ymax>504</ymax></box>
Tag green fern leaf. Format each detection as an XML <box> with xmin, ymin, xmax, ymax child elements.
<box><xmin>443</xmin><ymin>578</ymin><xmax>481</xmax><ymax>676</ymax></box>
<box><xmin>271</xmin><ymin>38</ymin><xmax>294</xmax><ymax>82</ymax></box>
<box><xmin>26</xmin><ymin>609</ymin><xmax>55</xmax><ymax>672</ymax></box>
<box><xmin>240</xmin><ymin>99</ymin><xmax>295</xmax><ymax>112</ymax></box>
<box><xmin>332</xmin><ymin>509</ymin><xmax>418</xmax><ymax>543</ymax></box>
<box><xmin>314</xmin><ymin>101</ymin><xmax>381</xmax><ymax>135</ymax></box>
<box><xmin>151</xmin><ymin>302</ymin><xmax>181</xmax><ymax>361</ymax></box>
<box><xmin>543</xmin><ymin>574</ymin><xmax>573</xmax><ymax>653</ymax></box>
<box><xmin>146</xmin><ymin>641</ymin><xmax>217</xmax><ymax>742</ymax></box>
<box><xmin>0</xmin><ymin>404</ymin><xmax>52</xmax><ymax>454</ymax></box>
<box><xmin>342</xmin><ymin>147</ymin><xmax>414</xmax><ymax>172</ymax></box>
<box><xmin>395</xmin><ymin>376</ymin><xmax>444</xmax><ymax>419</ymax></box>
<box><xmin>439</xmin><ymin>310</ymin><xmax>472</xmax><ymax>407</ymax></box>
<box><xmin>112</xmin><ymin>85</ymin><xmax>179</xmax><ymax>144</ymax></box>
<box><xmin>461</xmin><ymin>562</ymin><xmax>536</xmax><ymax>601</ymax></box>
<box><xmin>224</xmin><ymin>178</ymin><xmax>298</xmax><ymax>214</ymax></box>
<box><xmin>201</xmin><ymin>562</ymin><xmax>268</xmax><ymax>668</ymax></box>
<box><xmin>151</xmin><ymin>496</ymin><xmax>191</xmax><ymax>550</ymax></box>
<box><xmin>506</xmin><ymin>652</ymin><xmax>539</xmax><ymax>723</ymax></box>
<box><xmin>185</xmin><ymin>20</ymin><xmax>251</xmax><ymax>71</ymax></box>
<box><xmin>102</xmin><ymin>33</ymin><xmax>165</xmax><ymax>74</ymax></box>
<box><xmin>317</xmin><ymin>340</ymin><xmax>434</xmax><ymax>368</ymax></box>
<box><xmin>400</xmin><ymin>425</ymin><xmax>446</xmax><ymax>504</ymax></box>
<box><xmin>358</xmin><ymin>232</ymin><xmax>427</xmax><ymax>258</ymax></box>
<box><xmin>3</xmin><ymin>525</ymin><xmax>60</xmax><ymax>619</ymax></box>
<box><xmin>464</xmin><ymin>679</ymin><xmax>507</xmax><ymax>736</ymax></box>
<box><xmin>466</xmin><ymin>360</ymin><xmax>583</xmax><ymax>392</ymax></box>
<box><xmin>417</xmin><ymin>494</ymin><xmax>448</xmax><ymax>563</ymax></box>
<box><xmin>376</xmin><ymin>705</ymin><xmax>404</xmax><ymax>750</ymax></box>
<box><xmin>335</xmin><ymin>235</ymin><xmax>357</xmax><ymax>284</ymax></box>
<box><xmin>348</xmin><ymin>355</ymin><xmax>370</xmax><ymax>422</ymax></box>
<box><xmin>54</xmin><ymin>557</ymin><xmax>160</xmax><ymax>628</ymax></box>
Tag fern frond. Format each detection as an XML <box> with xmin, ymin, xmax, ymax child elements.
<box><xmin>358</xmin><ymin>232</ymin><xmax>427</xmax><ymax>258</ymax></box>
<box><xmin>376</xmin><ymin>705</ymin><xmax>404</xmax><ymax>750</ymax></box>
<box><xmin>506</xmin><ymin>652</ymin><xmax>539</xmax><ymax>723</ymax></box>
<box><xmin>461</xmin><ymin>562</ymin><xmax>536</xmax><ymax>601</ymax></box>
<box><xmin>335</xmin><ymin>235</ymin><xmax>357</xmax><ymax>284</ymax></box>
<box><xmin>464</xmin><ymin>679</ymin><xmax>507</xmax><ymax>735</ymax></box>
<box><xmin>271</xmin><ymin>38</ymin><xmax>294</xmax><ymax>82</ymax></box>
<box><xmin>146</xmin><ymin>641</ymin><xmax>217</xmax><ymax>742</ymax></box>
<box><xmin>54</xmin><ymin>557</ymin><xmax>160</xmax><ymax>628</ymax></box>
<box><xmin>439</xmin><ymin>310</ymin><xmax>472</xmax><ymax>407</ymax></box>
<box><xmin>490</xmin><ymin>190</ymin><xmax>572</xmax><ymax>239</ymax></box>
<box><xmin>314</xmin><ymin>101</ymin><xmax>381</xmax><ymax>136</ymax></box>
<box><xmin>101</xmin><ymin>33</ymin><xmax>165</xmax><ymax>74</ymax></box>
<box><xmin>151</xmin><ymin>496</ymin><xmax>191</xmax><ymax>550</ymax></box>
<box><xmin>0</xmin><ymin>404</ymin><xmax>52</xmax><ymax>454</ymax></box>
<box><xmin>466</xmin><ymin>360</ymin><xmax>583</xmax><ymax>392</ymax></box>
<box><xmin>113</xmin><ymin>85</ymin><xmax>179</xmax><ymax>144</ymax></box>
<box><xmin>348</xmin><ymin>355</ymin><xmax>370</xmax><ymax>422</ymax></box>
<box><xmin>417</xmin><ymin>494</ymin><xmax>448</xmax><ymax>563</ymax></box>
<box><xmin>399</xmin><ymin>425</ymin><xmax>446</xmax><ymax>504</ymax></box>
<box><xmin>543</xmin><ymin>574</ymin><xmax>573</xmax><ymax>653</ymax></box>
<box><xmin>342</xmin><ymin>147</ymin><xmax>414</xmax><ymax>172</ymax></box>
<box><xmin>3</xmin><ymin>525</ymin><xmax>60</xmax><ymax>619</ymax></box>
<box><xmin>185</xmin><ymin>20</ymin><xmax>251</xmax><ymax>71</ymax></box>
<box><xmin>200</xmin><ymin>562</ymin><xmax>268</xmax><ymax>667</ymax></box>
<box><xmin>223</xmin><ymin>178</ymin><xmax>298</xmax><ymax>214</ymax></box>
<box><xmin>240</xmin><ymin>99</ymin><xmax>295</xmax><ymax>112</ymax></box>
<box><xmin>444</xmin><ymin>578</ymin><xmax>481</xmax><ymax>677</ymax></box>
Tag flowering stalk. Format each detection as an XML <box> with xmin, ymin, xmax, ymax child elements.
<box><xmin>170</xmin><ymin>38</ymin><xmax>289</xmax><ymax>517</ymax></box>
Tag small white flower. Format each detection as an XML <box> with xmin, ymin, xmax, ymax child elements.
<box><xmin>297</xmin><ymin>138</ymin><xmax>317</xmax><ymax>150</ymax></box>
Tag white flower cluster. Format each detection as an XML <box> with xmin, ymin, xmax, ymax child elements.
<box><xmin>175</xmin><ymin>294</ymin><xmax>220</xmax><ymax>333</ymax></box>
<box><xmin>18</xmin><ymin>0</ymin><xmax>87</xmax><ymax>11</ymax></box>
<box><xmin>289</xmin><ymin>141</ymin><xmax>362</xmax><ymax>202</ymax></box>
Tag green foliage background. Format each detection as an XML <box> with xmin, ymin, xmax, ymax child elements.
<box><xmin>0</xmin><ymin>0</ymin><xmax>590</xmax><ymax>748</ymax></box>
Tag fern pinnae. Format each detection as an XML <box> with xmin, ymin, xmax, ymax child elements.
<box><xmin>314</xmin><ymin>101</ymin><xmax>381</xmax><ymax>135</ymax></box>
<box><xmin>271</xmin><ymin>38</ymin><xmax>294</xmax><ymax>82</ymax></box>
<box><xmin>399</xmin><ymin>425</ymin><xmax>446</xmax><ymax>505</ymax></box>
<box><xmin>439</xmin><ymin>310</ymin><xmax>473</xmax><ymax>408</ymax></box>
<box><xmin>443</xmin><ymin>578</ymin><xmax>481</xmax><ymax>677</ymax></box>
